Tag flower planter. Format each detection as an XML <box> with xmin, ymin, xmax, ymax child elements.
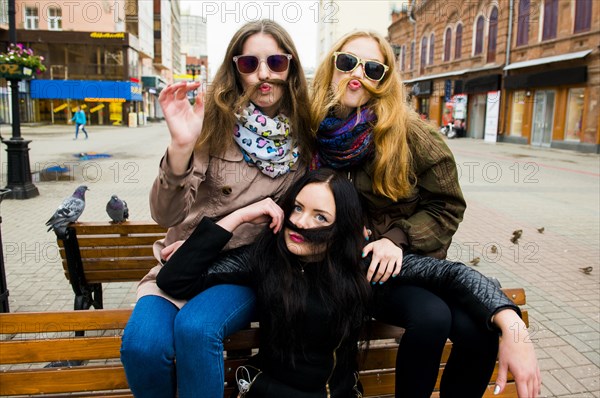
<box><xmin>0</xmin><ymin>63</ymin><xmax>34</xmax><ymax>80</ymax></box>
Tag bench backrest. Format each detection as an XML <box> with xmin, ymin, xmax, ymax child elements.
<box><xmin>57</xmin><ymin>222</ymin><xmax>167</xmax><ymax>284</ymax></box>
<box><xmin>0</xmin><ymin>289</ymin><xmax>527</xmax><ymax>397</ymax></box>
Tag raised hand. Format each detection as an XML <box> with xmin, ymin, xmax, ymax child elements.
<box><xmin>159</xmin><ymin>81</ymin><xmax>205</xmax><ymax>174</ymax></box>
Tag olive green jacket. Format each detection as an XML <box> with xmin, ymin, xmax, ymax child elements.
<box><xmin>350</xmin><ymin>126</ymin><xmax>466</xmax><ymax>259</ymax></box>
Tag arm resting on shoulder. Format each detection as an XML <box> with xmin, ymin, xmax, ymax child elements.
<box><xmin>157</xmin><ymin>218</ymin><xmax>233</xmax><ymax>299</ymax></box>
<box><xmin>396</xmin><ymin>254</ymin><xmax>520</xmax><ymax>330</ymax></box>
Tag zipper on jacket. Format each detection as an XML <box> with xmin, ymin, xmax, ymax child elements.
<box><xmin>325</xmin><ymin>341</ymin><xmax>342</xmax><ymax>398</ymax></box>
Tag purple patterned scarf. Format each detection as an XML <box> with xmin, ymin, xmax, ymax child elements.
<box><xmin>311</xmin><ymin>108</ymin><xmax>376</xmax><ymax>170</ymax></box>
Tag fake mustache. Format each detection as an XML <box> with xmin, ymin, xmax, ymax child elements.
<box><xmin>284</xmin><ymin>218</ymin><xmax>335</xmax><ymax>243</ymax></box>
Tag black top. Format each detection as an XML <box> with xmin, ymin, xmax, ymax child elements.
<box><xmin>157</xmin><ymin>218</ymin><xmax>362</xmax><ymax>397</ymax></box>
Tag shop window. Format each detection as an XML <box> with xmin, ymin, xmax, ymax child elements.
<box><xmin>565</xmin><ymin>88</ymin><xmax>585</xmax><ymax>141</ymax></box>
<box><xmin>455</xmin><ymin>24</ymin><xmax>463</xmax><ymax>59</ymax></box>
<box><xmin>474</xmin><ymin>16</ymin><xmax>484</xmax><ymax>55</ymax></box>
<box><xmin>574</xmin><ymin>0</ymin><xmax>592</xmax><ymax>33</ymax></box>
<box><xmin>444</xmin><ymin>27</ymin><xmax>452</xmax><ymax>62</ymax></box>
<box><xmin>487</xmin><ymin>7</ymin><xmax>498</xmax><ymax>63</ymax></box>
<box><xmin>510</xmin><ymin>91</ymin><xmax>527</xmax><ymax>137</ymax></box>
<box><xmin>24</xmin><ymin>6</ymin><xmax>39</xmax><ymax>30</ymax></box>
<box><xmin>542</xmin><ymin>0</ymin><xmax>558</xmax><ymax>41</ymax></box>
<box><xmin>48</xmin><ymin>7</ymin><xmax>62</xmax><ymax>30</ymax></box>
<box><xmin>517</xmin><ymin>0</ymin><xmax>530</xmax><ymax>46</ymax></box>
<box><xmin>419</xmin><ymin>97</ymin><xmax>430</xmax><ymax>119</ymax></box>
<box><xmin>429</xmin><ymin>33</ymin><xmax>435</xmax><ymax>65</ymax></box>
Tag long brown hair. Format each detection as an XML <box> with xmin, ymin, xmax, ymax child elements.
<box><xmin>311</xmin><ymin>31</ymin><xmax>431</xmax><ymax>200</ymax></box>
<box><xmin>198</xmin><ymin>20</ymin><xmax>311</xmax><ymax>161</ymax></box>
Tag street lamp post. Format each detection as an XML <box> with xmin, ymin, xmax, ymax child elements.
<box><xmin>2</xmin><ymin>0</ymin><xmax>39</xmax><ymax>200</ymax></box>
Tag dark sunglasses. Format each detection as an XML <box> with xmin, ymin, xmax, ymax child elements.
<box><xmin>232</xmin><ymin>54</ymin><xmax>292</xmax><ymax>74</ymax></box>
<box><xmin>333</xmin><ymin>52</ymin><xmax>389</xmax><ymax>82</ymax></box>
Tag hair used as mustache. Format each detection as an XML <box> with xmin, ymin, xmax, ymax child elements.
<box><xmin>235</xmin><ymin>79</ymin><xmax>288</xmax><ymax>110</ymax></box>
<box><xmin>284</xmin><ymin>218</ymin><xmax>335</xmax><ymax>243</ymax></box>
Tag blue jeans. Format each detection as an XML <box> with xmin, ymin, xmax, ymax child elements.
<box><xmin>120</xmin><ymin>285</ymin><xmax>256</xmax><ymax>398</ymax></box>
<box><xmin>75</xmin><ymin>123</ymin><xmax>88</xmax><ymax>139</ymax></box>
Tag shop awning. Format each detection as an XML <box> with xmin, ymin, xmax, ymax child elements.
<box><xmin>504</xmin><ymin>50</ymin><xmax>592</xmax><ymax>71</ymax></box>
<box><xmin>403</xmin><ymin>65</ymin><xmax>503</xmax><ymax>84</ymax></box>
<box><xmin>30</xmin><ymin>80</ymin><xmax>143</xmax><ymax>101</ymax></box>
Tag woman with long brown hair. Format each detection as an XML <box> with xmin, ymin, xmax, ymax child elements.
<box><xmin>120</xmin><ymin>20</ymin><xmax>310</xmax><ymax>398</ymax></box>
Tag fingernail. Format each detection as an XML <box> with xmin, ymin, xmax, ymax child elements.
<box><xmin>494</xmin><ymin>385</ymin><xmax>500</xmax><ymax>395</ymax></box>
<box><xmin>371</xmin><ymin>282</ymin><xmax>375</xmax><ymax>285</ymax></box>
<box><xmin>392</xmin><ymin>274</ymin><xmax>397</xmax><ymax>278</ymax></box>
<box><xmin>365</xmin><ymin>236</ymin><xmax>369</xmax><ymax>241</ymax></box>
<box><xmin>378</xmin><ymin>281</ymin><xmax>383</xmax><ymax>285</ymax></box>
<box><xmin>362</xmin><ymin>251</ymin><xmax>366</xmax><ymax>258</ymax></box>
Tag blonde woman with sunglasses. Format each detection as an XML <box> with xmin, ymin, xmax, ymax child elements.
<box><xmin>120</xmin><ymin>20</ymin><xmax>311</xmax><ymax>398</ymax></box>
<box><xmin>310</xmin><ymin>31</ymin><xmax>540</xmax><ymax>397</ymax></box>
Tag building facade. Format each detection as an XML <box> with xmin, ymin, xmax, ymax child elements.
<box><xmin>0</xmin><ymin>0</ymin><xmax>184</xmax><ymax>126</ymax></box>
<box><xmin>389</xmin><ymin>0</ymin><xmax>599</xmax><ymax>152</ymax></box>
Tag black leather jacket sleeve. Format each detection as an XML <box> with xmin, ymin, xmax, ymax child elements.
<box><xmin>156</xmin><ymin>218</ymin><xmax>255</xmax><ymax>300</ymax></box>
<box><xmin>391</xmin><ymin>254</ymin><xmax>521</xmax><ymax>330</ymax></box>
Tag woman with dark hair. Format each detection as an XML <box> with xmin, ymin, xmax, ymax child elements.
<box><xmin>158</xmin><ymin>168</ymin><xmax>371</xmax><ymax>397</ymax></box>
<box><xmin>120</xmin><ymin>20</ymin><xmax>311</xmax><ymax>397</ymax></box>
<box><xmin>157</xmin><ymin>168</ymin><xmax>533</xmax><ymax>398</ymax></box>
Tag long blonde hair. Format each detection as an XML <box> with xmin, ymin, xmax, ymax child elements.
<box><xmin>198</xmin><ymin>20</ymin><xmax>311</xmax><ymax>161</ymax></box>
<box><xmin>311</xmin><ymin>31</ymin><xmax>428</xmax><ymax>201</ymax></box>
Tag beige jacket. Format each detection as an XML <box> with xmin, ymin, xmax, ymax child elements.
<box><xmin>137</xmin><ymin>143</ymin><xmax>300</xmax><ymax>308</ymax></box>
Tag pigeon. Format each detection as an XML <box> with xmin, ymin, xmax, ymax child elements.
<box><xmin>579</xmin><ymin>267</ymin><xmax>593</xmax><ymax>275</ymax></box>
<box><xmin>46</xmin><ymin>185</ymin><xmax>89</xmax><ymax>236</ymax></box>
<box><xmin>490</xmin><ymin>245</ymin><xmax>498</xmax><ymax>254</ymax></box>
<box><xmin>469</xmin><ymin>257</ymin><xmax>480</xmax><ymax>266</ymax></box>
<box><xmin>537</xmin><ymin>227</ymin><xmax>545</xmax><ymax>233</ymax></box>
<box><xmin>106</xmin><ymin>195</ymin><xmax>129</xmax><ymax>223</ymax></box>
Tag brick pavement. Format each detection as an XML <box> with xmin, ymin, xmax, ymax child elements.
<box><xmin>0</xmin><ymin>123</ymin><xmax>598</xmax><ymax>397</ymax></box>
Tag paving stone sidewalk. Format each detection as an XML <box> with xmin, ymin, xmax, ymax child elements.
<box><xmin>0</xmin><ymin>123</ymin><xmax>598</xmax><ymax>397</ymax></box>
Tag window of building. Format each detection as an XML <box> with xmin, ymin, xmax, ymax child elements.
<box><xmin>510</xmin><ymin>91</ymin><xmax>527</xmax><ymax>137</ymax></box>
<box><xmin>0</xmin><ymin>0</ymin><xmax>8</xmax><ymax>25</ymax></box>
<box><xmin>517</xmin><ymin>0</ymin><xmax>530</xmax><ymax>46</ymax></box>
<box><xmin>48</xmin><ymin>7</ymin><xmax>62</xmax><ymax>30</ymax></box>
<box><xmin>24</xmin><ymin>6</ymin><xmax>39</xmax><ymax>30</ymax></box>
<box><xmin>474</xmin><ymin>16</ymin><xmax>484</xmax><ymax>55</ymax></box>
<box><xmin>574</xmin><ymin>0</ymin><xmax>592</xmax><ymax>33</ymax></box>
<box><xmin>429</xmin><ymin>33</ymin><xmax>435</xmax><ymax>65</ymax></box>
<box><xmin>401</xmin><ymin>45</ymin><xmax>406</xmax><ymax>71</ymax></box>
<box><xmin>420</xmin><ymin>36</ymin><xmax>427</xmax><ymax>73</ymax></box>
<box><xmin>565</xmin><ymin>88</ymin><xmax>585</xmax><ymax>141</ymax></box>
<box><xmin>542</xmin><ymin>0</ymin><xmax>558</xmax><ymax>40</ymax></box>
<box><xmin>444</xmin><ymin>27</ymin><xmax>452</xmax><ymax>61</ymax></box>
<box><xmin>487</xmin><ymin>7</ymin><xmax>498</xmax><ymax>62</ymax></box>
<box><xmin>455</xmin><ymin>24</ymin><xmax>463</xmax><ymax>59</ymax></box>
<box><xmin>410</xmin><ymin>41</ymin><xmax>415</xmax><ymax>70</ymax></box>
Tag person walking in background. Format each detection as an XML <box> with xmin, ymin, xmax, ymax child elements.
<box><xmin>71</xmin><ymin>106</ymin><xmax>89</xmax><ymax>140</ymax></box>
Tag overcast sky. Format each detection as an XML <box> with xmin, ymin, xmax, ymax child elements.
<box><xmin>180</xmin><ymin>1</ymin><xmax>325</xmax><ymax>74</ymax></box>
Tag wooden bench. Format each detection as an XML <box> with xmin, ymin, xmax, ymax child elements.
<box><xmin>56</xmin><ymin>222</ymin><xmax>167</xmax><ymax>310</ymax></box>
<box><xmin>0</xmin><ymin>289</ymin><xmax>528</xmax><ymax>397</ymax></box>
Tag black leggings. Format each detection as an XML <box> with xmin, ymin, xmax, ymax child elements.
<box><xmin>371</xmin><ymin>284</ymin><xmax>499</xmax><ymax>398</ymax></box>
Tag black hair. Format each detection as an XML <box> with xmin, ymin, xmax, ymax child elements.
<box><xmin>252</xmin><ymin>168</ymin><xmax>371</xmax><ymax>365</ymax></box>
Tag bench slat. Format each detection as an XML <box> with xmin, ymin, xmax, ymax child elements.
<box><xmin>82</xmin><ymin>270</ymin><xmax>156</xmax><ymax>283</ymax></box>
<box><xmin>0</xmin><ymin>309</ymin><xmax>131</xmax><ymax>334</ymax></box>
<box><xmin>1</xmin><ymin>336</ymin><xmax>122</xmax><ymax>364</ymax></box>
<box><xmin>70</xmin><ymin>222</ymin><xmax>167</xmax><ymax>234</ymax></box>
<box><xmin>58</xmin><ymin>235</ymin><xmax>164</xmax><ymax>248</ymax></box>
<box><xmin>0</xmin><ymin>365</ymin><xmax>128</xmax><ymax>395</ymax></box>
<box><xmin>78</xmin><ymin>247</ymin><xmax>155</xmax><ymax>258</ymax></box>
